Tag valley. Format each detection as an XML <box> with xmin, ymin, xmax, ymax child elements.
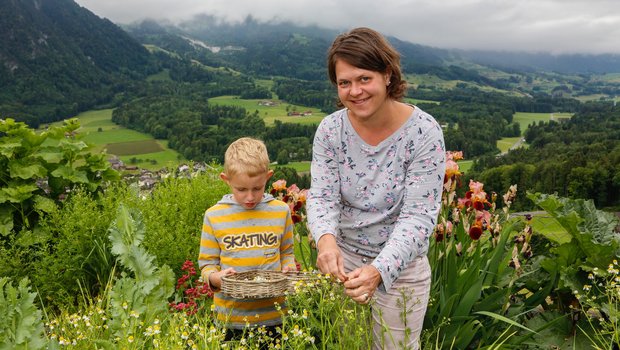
<box><xmin>62</xmin><ymin>103</ymin><xmax>557</xmax><ymax>175</ymax></box>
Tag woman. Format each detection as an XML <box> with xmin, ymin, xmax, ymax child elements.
<box><xmin>306</xmin><ymin>27</ymin><xmax>446</xmax><ymax>349</ymax></box>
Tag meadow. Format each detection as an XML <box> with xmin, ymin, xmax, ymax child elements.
<box><xmin>58</xmin><ymin>109</ymin><xmax>185</xmax><ymax>170</ymax></box>
<box><xmin>208</xmin><ymin>95</ymin><xmax>326</xmax><ymax>126</ymax></box>
<box><xmin>513</xmin><ymin>111</ymin><xmax>573</xmax><ymax>133</ymax></box>
<box><xmin>61</xmin><ymin>106</ymin><xmax>566</xmax><ymax>173</ymax></box>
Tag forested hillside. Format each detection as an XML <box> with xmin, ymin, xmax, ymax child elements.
<box><xmin>111</xmin><ymin>94</ymin><xmax>315</xmax><ymax>164</ymax></box>
<box><xmin>468</xmin><ymin>103</ymin><xmax>620</xmax><ymax>210</ymax></box>
<box><xmin>0</xmin><ymin>0</ymin><xmax>156</xmax><ymax>126</ymax></box>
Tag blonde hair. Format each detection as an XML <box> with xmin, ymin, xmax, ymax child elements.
<box><xmin>223</xmin><ymin>137</ymin><xmax>270</xmax><ymax>177</ymax></box>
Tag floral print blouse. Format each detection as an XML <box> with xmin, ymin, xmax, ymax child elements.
<box><xmin>306</xmin><ymin>106</ymin><xmax>446</xmax><ymax>291</ymax></box>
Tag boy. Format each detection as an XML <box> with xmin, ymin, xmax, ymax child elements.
<box><xmin>198</xmin><ymin>137</ymin><xmax>297</xmax><ymax>340</ymax></box>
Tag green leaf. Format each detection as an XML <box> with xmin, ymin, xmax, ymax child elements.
<box><xmin>15</xmin><ymin>228</ymin><xmax>49</xmax><ymax>248</ymax></box>
<box><xmin>83</xmin><ymin>153</ymin><xmax>109</xmax><ymax>170</ymax></box>
<box><xmin>50</xmin><ymin>165</ymin><xmax>89</xmax><ymax>183</ymax></box>
<box><xmin>100</xmin><ymin>168</ymin><xmax>121</xmax><ymax>182</ymax></box>
<box><xmin>529</xmin><ymin>192</ymin><xmax>620</xmax><ymax>269</ymax></box>
<box><xmin>0</xmin><ymin>277</ymin><xmax>46</xmax><ymax>350</ymax></box>
<box><xmin>452</xmin><ymin>319</ymin><xmax>482</xmax><ymax>349</ymax></box>
<box><xmin>0</xmin><ymin>184</ymin><xmax>38</xmax><ymax>203</ymax></box>
<box><xmin>34</xmin><ymin>195</ymin><xmax>56</xmax><ymax>214</ymax></box>
<box><xmin>0</xmin><ymin>142</ymin><xmax>22</xmax><ymax>158</ymax></box>
<box><xmin>33</xmin><ymin>149</ymin><xmax>63</xmax><ymax>164</ymax></box>
<box><xmin>482</xmin><ymin>222</ymin><xmax>516</xmax><ymax>287</ymax></box>
<box><xmin>58</xmin><ymin>139</ymin><xmax>89</xmax><ymax>153</ymax></box>
<box><xmin>476</xmin><ymin>310</ymin><xmax>537</xmax><ymax>334</ymax></box>
<box><xmin>537</xmin><ymin>226</ymin><xmax>572</xmax><ymax>245</ymax></box>
<box><xmin>8</xmin><ymin>160</ymin><xmax>47</xmax><ymax>179</ymax></box>
<box><xmin>0</xmin><ymin>206</ymin><xmax>14</xmax><ymax>236</ymax></box>
<box><xmin>454</xmin><ymin>278</ymin><xmax>482</xmax><ymax>317</ymax></box>
<box><xmin>18</xmin><ymin>129</ymin><xmax>47</xmax><ymax>149</ymax></box>
<box><xmin>108</xmin><ymin>204</ymin><xmax>158</xmax><ymax>290</ymax></box>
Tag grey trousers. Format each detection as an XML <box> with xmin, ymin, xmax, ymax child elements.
<box><xmin>342</xmin><ymin>249</ymin><xmax>431</xmax><ymax>350</ymax></box>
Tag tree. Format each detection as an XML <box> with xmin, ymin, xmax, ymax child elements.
<box><xmin>276</xmin><ymin>150</ymin><xmax>289</xmax><ymax>165</ymax></box>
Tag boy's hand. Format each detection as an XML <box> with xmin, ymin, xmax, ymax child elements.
<box><xmin>209</xmin><ymin>267</ymin><xmax>236</xmax><ymax>289</ymax></box>
<box><xmin>282</xmin><ymin>265</ymin><xmax>297</xmax><ymax>273</ymax></box>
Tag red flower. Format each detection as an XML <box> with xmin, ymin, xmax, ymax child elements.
<box><xmin>176</xmin><ymin>274</ymin><xmax>190</xmax><ymax>290</ymax></box>
<box><xmin>293</xmin><ymin>200</ymin><xmax>303</xmax><ymax>211</ymax></box>
<box><xmin>473</xmin><ymin>200</ymin><xmax>485</xmax><ymax>211</ymax></box>
<box><xmin>181</xmin><ymin>260</ymin><xmax>196</xmax><ymax>275</ymax></box>
<box><xmin>434</xmin><ymin>231</ymin><xmax>444</xmax><ymax>242</ymax></box>
<box><xmin>469</xmin><ymin>224</ymin><xmax>483</xmax><ymax>240</ymax></box>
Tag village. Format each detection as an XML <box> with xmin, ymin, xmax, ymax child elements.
<box><xmin>108</xmin><ymin>155</ymin><xmax>216</xmax><ymax>192</ymax></box>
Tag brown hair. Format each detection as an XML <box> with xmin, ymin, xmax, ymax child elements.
<box><xmin>223</xmin><ymin>137</ymin><xmax>270</xmax><ymax>177</ymax></box>
<box><xmin>327</xmin><ymin>27</ymin><xmax>407</xmax><ymax>103</ymax></box>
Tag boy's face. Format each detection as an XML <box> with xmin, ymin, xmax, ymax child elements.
<box><xmin>220</xmin><ymin>170</ymin><xmax>274</xmax><ymax>209</ymax></box>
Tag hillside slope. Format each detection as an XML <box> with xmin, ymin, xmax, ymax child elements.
<box><xmin>0</xmin><ymin>0</ymin><xmax>155</xmax><ymax>125</ymax></box>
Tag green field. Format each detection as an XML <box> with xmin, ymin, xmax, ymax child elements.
<box><xmin>147</xmin><ymin>69</ymin><xmax>172</xmax><ymax>82</ymax></box>
<box><xmin>60</xmin><ymin>109</ymin><xmax>184</xmax><ymax>170</ymax></box>
<box><xmin>105</xmin><ymin>140</ymin><xmax>164</xmax><ymax>155</ymax></box>
<box><xmin>277</xmin><ymin>161</ymin><xmax>311</xmax><ymax>173</ymax></box>
<box><xmin>405</xmin><ymin>97</ymin><xmax>440</xmax><ymax>105</ymax></box>
<box><xmin>54</xmin><ymin>107</ymin><xmax>571</xmax><ymax>172</ymax></box>
<box><xmin>457</xmin><ymin>160</ymin><xmax>473</xmax><ymax>174</ymax></box>
<box><xmin>497</xmin><ymin>137</ymin><xmax>522</xmax><ymax>153</ymax></box>
<box><xmin>208</xmin><ymin>96</ymin><xmax>326</xmax><ymax>126</ymax></box>
<box><xmin>513</xmin><ymin>112</ymin><xmax>572</xmax><ymax>133</ymax></box>
<box><xmin>495</xmin><ymin>112</ymin><xmax>573</xmax><ymax>152</ymax></box>
<box><xmin>595</xmin><ymin>72</ymin><xmax>620</xmax><ymax>83</ymax></box>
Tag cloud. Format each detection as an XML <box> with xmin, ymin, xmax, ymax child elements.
<box><xmin>74</xmin><ymin>0</ymin><xmax>620</xmax><ymax>54</ymax></box>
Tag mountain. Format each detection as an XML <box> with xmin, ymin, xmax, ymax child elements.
<box><xmin>3</xmin><ymin>3</ymin><xmax>620</xmax><ymax>127</ymax></box>
<box><xmin>127</xmin><ymin>15</ymin><xmax>620</xmax><ymax>76</ymax></box>
<box><xmin>457</xmin><ymin>50</ymin><xmax>620</xmax><ymax>74</ymax></box>
<box><xmin>122</xmin><ymin>16</ymin><xmax>620</xmax><ymax>101</ymax></box>
<box><xmin>0</xmin><ymin>0</ymin><xmax>155</xmax><ymax>126</ymax></box>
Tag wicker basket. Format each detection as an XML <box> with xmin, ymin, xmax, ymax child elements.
<box><xmin>285</xmin><ymin>271</ymin><xmax>320</xmax><ymax>293</ymax></box>
<box><xmin>221</xmin><ymin>270</ymin><xmax>288</xmax><ymax>299</ymax></box>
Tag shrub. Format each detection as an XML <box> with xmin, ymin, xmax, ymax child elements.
<box><xmin>138</xmin><ymin>170</ymin><xmax>229</xmax><ymax>276</ymax></box>
<box><xmin>30</xmin><ymin>184</ymin><xmax>131</xmax><ymax>311</ymax></box>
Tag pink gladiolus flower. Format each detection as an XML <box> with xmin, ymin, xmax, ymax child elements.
<box><xmin>446</xmin><ymin>221</ymin><xmax>453</xmax><ymax>234</ymax></box>
<box><xmin>469</xmin><ymin>180</ymin><xmax>485</xmax><ymax>195</ymax></box>
<box><xmin>298</xmin><ymin>189</ymin><xmax>308</xmax><ymax>203</ymax></box>
<box><xmin>272</xmin><ymin>179</ymin><xmax>287</xmax><ymax>191</ymax></box>
<box><xmin>445</xmin><ymin>160</ymin><xmax>461</xmax><ymax>179</ymax></box>
<box><xmin>287</xmin><ymin>184</ymin><xmax>300</xmax><ymax>195</ymax></box>
<box><xmin>446</xmin><ymin>151</ymin><xmax>464</xmax><ymax>161</ymax></box>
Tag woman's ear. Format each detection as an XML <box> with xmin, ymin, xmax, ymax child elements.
<box><xmin>384</xmin><ymin>68</ymin><xmax>393</xmax><ymax>84</ymax></box>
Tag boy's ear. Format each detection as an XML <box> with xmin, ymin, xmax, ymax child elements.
<box><xmin>219</xmin><ymin>172</ymin><xmax>229</xmax><ymax>182</ymax></box>
<box><xmin>267</xmin><ymin>169</ymin><xmax>274</xmax><ymax>179</ymax></box>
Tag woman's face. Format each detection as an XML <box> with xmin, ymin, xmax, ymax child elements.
<box><xmin>334</xmin><ymin>59</ymin><xmax>390</xmax><ymax>122</ymax></box>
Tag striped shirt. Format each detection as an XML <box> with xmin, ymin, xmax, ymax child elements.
<box><xmin>198</xmin><ymin>193</ymin><xmax>296</xmax><ymax>329</ymax></box>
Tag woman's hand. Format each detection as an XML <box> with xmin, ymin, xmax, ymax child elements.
<box><xmin>344</xmin><ymin>265</ymin><xmax>382</xmax><ymax>304</ymax></box>
<box><xmin>316</xmin><ymin>234</ymin><xmax>347</xmax><ymax>282</ymax></box>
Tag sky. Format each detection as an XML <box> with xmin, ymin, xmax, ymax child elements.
<box><xmin>73</xmin><ymin>0</ymin><xmax>620</xmax><ymax>55</ymax></box>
